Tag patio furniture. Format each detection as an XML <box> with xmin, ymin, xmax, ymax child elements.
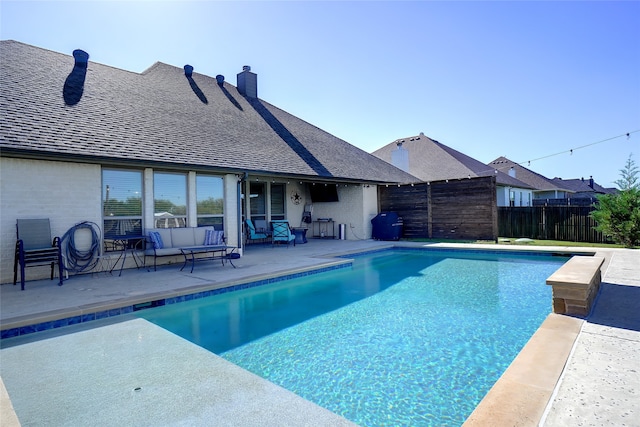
<box><xmin>144</xmin><ymin>226</ymin><xmax>234</xmax><ymax>271</ymax></box>
<box><xmin>292</xmin><ymin>227</ymin><xmax>308</xmax><ymax>244</ymax></box>
<box><xmin>312</xmin><ymin>219</ymin><xmax>335</xmax><ymax>239</ymax></box>
<box><xmin>13</xmin><ymin>218</ymin><xmax>64</xmax><ymax>290</ymax></box>
<box><xmin>107</xmin><ymin>234</ymin><xmax>146</xmax><ymax>276</ymax></box>
<box><xmin>245</xmin><ymin>219</ymin><xmax>269</xmax><ymax>245</ymax></box>
<box><xmin>271</xmin><ymin>220</ymin><xmax>296</xmax><ymax>247</ymax></box>
<box><xmin>180</xmin><ymin>246</ymin><xmax>238</xmax><ymax>273</ymax></box>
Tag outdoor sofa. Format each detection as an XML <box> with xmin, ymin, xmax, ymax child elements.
<box><xmin>145</xmin><ymin>226</ymin><xmax>235</xmax><ymax>272</ymax></box>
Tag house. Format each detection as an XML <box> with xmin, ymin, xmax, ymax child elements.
<box><xmin>372</xmin><ymin>133</ymin><xmax>534</xmax><ymax>206</ymax></box>
<box><xmin>488</xmin><ymin>156</ymin><xmax>572</xmax><ymax>201</ymax></box>
<box><xmin>489</xmin><ymin>157</ymin><xmax>617</xmax><ymax>205</ymax></box>
<box><xmin>550</xmin><ymin>177</ymin><xmax>616</xmax><ymax>198</ymax></box>
<box><xmin>0</xmin><ymin>40</ymin><xmax>418</xmax><ymax>283</ymax></box>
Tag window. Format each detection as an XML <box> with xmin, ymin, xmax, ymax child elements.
<box><xmin>270</xmin><ymin>183</ymin><xmax>285</xmax><ymax>220</ymax></box>
<box><xmin>102</xmin><ymin>169</ymin><xmax>143</xmax><ymax>241</ymax></box>
<box><xmin>154</xmin><ymin>172</ymin><xmax>187</xmax><ymax>228</ymax></box>
<box><xmin>196</xmin><ymin>174</ymin><xmax>224</xmax><ymax>228</ymax></box>
<box><xmin>249</xmin><ymin>182</ymin><xmax>266</xmax><ymax>221</ymax></box>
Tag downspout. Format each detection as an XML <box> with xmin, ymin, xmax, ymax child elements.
<box><xmin>237</xmin><ymin>174</ymin><xmax>243</xmax><ymax>251</ymax></box>
<box><xmin>237</xmin><ymin>172</ymin><xmax>248</xmax><ymax>251</ymax></box>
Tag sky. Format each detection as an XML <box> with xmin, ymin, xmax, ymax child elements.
<box><xmin>2</xmin><ymin>1</ymin><xmax>639</xmax><ymax>188</ymax></box>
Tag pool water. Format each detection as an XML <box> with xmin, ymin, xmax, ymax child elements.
<box><xmin>138</xmin><ymin>249</ymin><xmax>565</xmax><ymax>426</ymax></box>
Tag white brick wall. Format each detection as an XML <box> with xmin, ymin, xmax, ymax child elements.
<box><xmin>1</xmin><ymin>159</ymin><xmax>382</xmax><ymax>284</ymax></box>
<box><xmin>1</xmin><ymin>158</ymin><xmax>102</xmax><ymax>284</ymax></box>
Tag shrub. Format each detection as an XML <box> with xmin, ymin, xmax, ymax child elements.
<box><xmin>591</xmin><ymin>155</ymin><xmax>640</xmax><ymax>248</ymax></box>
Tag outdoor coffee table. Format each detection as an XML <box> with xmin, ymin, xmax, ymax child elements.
<box><xmin>179</xmin><ymin>246</ymin><xmax>237</xmax><ymax>273</ymax></box>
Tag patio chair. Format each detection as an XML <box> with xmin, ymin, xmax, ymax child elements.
<box><xmin>13</xmin><ymin>218</ymin><xmax>64</xmax><ymax>290</ymax></box>
<box><xmin>245</xmin><ymin>219</ymin><xmax>269</xmax><ymax>245</ymax></box>
<box><xmin>271</xmin><ymin>220</ymin><xmax>296</xmax><ymax>247</ymax></box>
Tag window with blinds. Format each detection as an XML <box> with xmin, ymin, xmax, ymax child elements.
<box><xmin>154</xmin><ymin>172</ymin><xmax>187</xmax><ymax>228</ymax></box>
<box><xmin>102</xmin><ymin>168</ymin><xmax>143</xmax><ymax>242</ymax></box>
<box><xmin>196</xmin><ymin>174</ymin><xmax>224</xmax><ymax>228</ymax></box>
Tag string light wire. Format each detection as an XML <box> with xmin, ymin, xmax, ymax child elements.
<box><xmin>516</xmin><ymin>130</ymin><xmax>639</xmax><ymax>167</ymax></box>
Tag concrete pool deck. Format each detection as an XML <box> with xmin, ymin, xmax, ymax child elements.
<box><xmin>1</xmin><ymin>239</ymin><xmax>638</xmax><ymax>426</ymax></box>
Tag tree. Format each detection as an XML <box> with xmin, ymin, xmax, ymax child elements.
<box><xmin>614</xmin><ymin>154</ymin><xmax>639</xmax><ymax>190</ymax></box>
<box><xmin>590</xmin><ymin>154</ymin><xmax>640</xmax><ymax>248</ymax></box>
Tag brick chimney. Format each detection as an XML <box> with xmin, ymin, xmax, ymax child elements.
<box><xmin>237</xmin><ymin>65</ymin><xmax>257</xmax><ymax>98</ymax></box>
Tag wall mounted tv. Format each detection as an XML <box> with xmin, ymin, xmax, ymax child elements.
<box><xmin>308</xmin><ymin>183</ymin><xmax>339</xmax><ymax>203</ymax></box>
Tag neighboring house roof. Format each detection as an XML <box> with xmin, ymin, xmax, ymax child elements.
<box><xmin>550</xmin><ymin>177</ymin><xmax>617</xmax><ymax>196</ymax></box>
<box><xmin>372</xmin><ymin>133</ymin><xmax>533</xmax><ymax>189</ymax></box>
<box><xmin>0</xmin><ymin>40</ymin><xmax>418</xmax><ymax>184</ymax></box>
<box><xmin>488</xmin><ymin>156</ymin><xmax>568</xmax><ymax>192</ymax></box>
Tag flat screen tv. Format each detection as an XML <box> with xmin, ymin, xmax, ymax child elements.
<box><xmin>308</xmin><ymin>184</ymin><xmax>339</xmax><ymax>203</ymax></box>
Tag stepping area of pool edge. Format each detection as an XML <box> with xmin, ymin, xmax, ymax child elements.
<box><xmin>0</xmin><ymin>318</ymin><xmax>357</xmax><ymax>426</ymax></box>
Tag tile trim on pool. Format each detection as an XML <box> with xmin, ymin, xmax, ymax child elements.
<box><xmin>340</xmin><ymin>245</ymin><xmax>594</xmax><ymax>260</ymax></box>
<box><xmin>0</xmin><ymin>262</ymin><xmax>352</xmax><ymax>340</ymax></box>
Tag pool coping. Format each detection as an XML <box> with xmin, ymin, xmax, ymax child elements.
<box><xmin>1</xmin><ymin>243</ymin><xmax>613</xmax><ymax>426</ymax></box>
<box><xmin>463</xmin><ymin>313</ymin><xmax>584</xmax><ymax>426</ymax></box>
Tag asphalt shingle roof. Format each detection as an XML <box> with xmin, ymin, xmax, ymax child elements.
<box><xmin>550</xmin><ymin>177</ymin><xmax>616</xmax><ymax>195</ymax></box>
<box><xmin>372</xmin><ymin>134</ymin><xmax>532</xmax><ymax>188</ymax></box>
<box><xmin>0</xmin><ymin>41</ymin><xmax>417</xmax><ymax>184</ymax></box>
<box><xmin>488</xmin><ymin>156</ymin><xmax>566</xmax><ymax>192</ymax></box>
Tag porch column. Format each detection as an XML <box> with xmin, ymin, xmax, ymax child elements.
<box><xmin>187</xmin><ymin>171</ymin><xmax>197</xmax><ymax>227</ymax></box>
<box><xmin>223</xmin><ymin>173</ymin><xmax>240</xmax><ymax>249</ymax></box>
<box><xmin>144</xmin><ymin>168</ymin><xmax>154</xmax><ymax>230</ymax></box>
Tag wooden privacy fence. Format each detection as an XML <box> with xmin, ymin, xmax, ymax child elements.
<box><xmin>378</xmin><ymin>176</ymin><xmax>498</xmax><ymax>240</ymax></box>
<box><xmin>498</xmin><ymin>206</ymin><xmax>609</xmax><ymax>243</ymax></box>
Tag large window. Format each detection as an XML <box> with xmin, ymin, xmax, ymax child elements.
<box><xmin>154</xmin><ymin>172</ymin><xmax>187</xmax><ymax>228</ymax></box>
<box><xmin>196</xmin><ymin>174</ymin><xmax>224</xmax><ymax>228</ymax></box>
<box><xmin>102</xmin><ymin>169</ymin><xmax>143</xmax><ymax>240</ymax></box>
<box><xmin>270</xmin><ymin>183</ymin><xmax>285</xmax><ymax>220</ymax></box>
<box><xmin>249</xmin><ymin>182</ymin><xmax>266</xmax><ymax>221</ymax></box>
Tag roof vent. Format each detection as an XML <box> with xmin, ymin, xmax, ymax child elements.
<box><xmin>216</xmin><ymin>75</ymin><xmax>225</xmax><ymax>86</ymax></box>
<box><xmin>64</xmin><ymin>49</ymin><xmax>89</xmax><ymax>106</ymax></box>
<box><xmin>73</xmin><ymin>49</ymin><xmax>89</xmax><ymax>67</ymax></box>
<box><xmin>184</xmin><ymin>65</ymin><xmax>193</xmax><ymax>77</ymax></box>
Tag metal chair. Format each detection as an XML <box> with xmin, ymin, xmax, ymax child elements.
<box><xmin>13</xmin><ymin>219</ymin><xmax>64</xmax><ymax>290</ymax></box>
<box><xmin>271</xmin><ymin>220</ymin><xmax>296</xmax><ymax>247</ymax></box>
<box><xmin>245</xmin><ymin>219</ymin><xmax>269</xmax><ymax>246</ymax></box>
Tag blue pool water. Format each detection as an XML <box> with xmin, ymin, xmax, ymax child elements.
<box><xmin>138</xmin><ymin>249</ymin><xmax>565</xmax><ymax>426</ymax></box>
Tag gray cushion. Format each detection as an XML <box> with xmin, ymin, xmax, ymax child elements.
<box><xmin>170</xmin><ymin>228</ymin><xmax>197</xmax><ymax>247</ymax></box>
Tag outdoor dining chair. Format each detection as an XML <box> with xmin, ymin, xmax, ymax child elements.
<box><xmin>13</xmin><ymin>218</ymin><xmax>64</xmax><ymax>290</ymax></box>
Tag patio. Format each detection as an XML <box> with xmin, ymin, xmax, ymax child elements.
<box><xmin>1</xmin><ymin>239</ymin><xmax>638</xmax><ymax>426</ymax></box>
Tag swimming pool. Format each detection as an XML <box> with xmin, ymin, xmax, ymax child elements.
<box><xmin>137</xmin><ymin>249</ymin><xmax>566</xmax><ymax>426</ymax></box>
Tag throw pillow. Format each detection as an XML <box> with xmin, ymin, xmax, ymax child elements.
<box><xmin>148</xmin><ymin>231</ymin><xmax>164</xmax><ymax>249</ymax></box>
<box><xmin>204</xmin><ymin>229</ymin><xmax>224</xmax><ymax>245</ymax></box>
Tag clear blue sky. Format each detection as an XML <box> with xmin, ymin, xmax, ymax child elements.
<box><xmin>2</xmin><ymin>1</ymin><xmax>639</xmax><ymax>188</ymax></box>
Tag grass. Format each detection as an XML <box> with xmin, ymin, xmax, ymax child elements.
<box><xmin>402</xmin><ymin>237</ymin><xmax>625</xmax><ymax>249</ymax></box>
